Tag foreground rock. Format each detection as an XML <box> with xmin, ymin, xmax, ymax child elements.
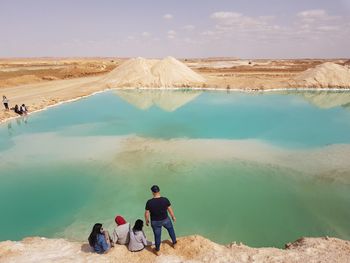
<box><xmin>290</xmin><ymin>62</ymin><xmax>350</xmax><ymax>88</ymax></box>
<box><xmin>1</xmin><ymin>235</ymin><xmax>349</xmax><ymax>263</ymax></box>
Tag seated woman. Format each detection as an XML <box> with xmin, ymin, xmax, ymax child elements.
<box><xmin>14</xmin><ymin>104</ymin><xmax>22</xmax><ymax>115</ymax></box>
<box><xmin>20</xmin><ymin>104</ymin><xmax>28</xmax><ymax>115</ymax></box>
<box><xmin>128</xmin><ymin>219</ymin><xmax>153</xmax><ymax>252</ymax></box>
<box><xmin>88</xmin><ymin>223</ymin><xmax>112</xmax><ymax>254</ymax></box>
<box><xmin>112</xmin><ymin>215</ymin><xmax>130</xmax><ymax>245</ymax></box>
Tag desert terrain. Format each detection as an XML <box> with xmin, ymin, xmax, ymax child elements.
<box><xmin>1</xmin><ymin>57</ymin><xmax>349</xmax><ymax>123</ymax></box>
<box><xmin>1</xmin><ymin>57</ymin><xmax>348</xmax><ymax>89</ymax></box>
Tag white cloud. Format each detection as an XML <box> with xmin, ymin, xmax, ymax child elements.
<box><xmin>297</xmin><ymin>9</ymin><xmax>340</xmax><ymax>25</ymax></box>
<box><xmin>167</xmin><ymin>30</ymin><xmax>176</xmax><ymax>39</ymax></box>
<box><xmin>163</xmin><ymin>14</ymin><xmax>173</xmax><ymax>20</ymax></box>
<box><xmin>141</xmin><ymin>32</ymin><xmax>151</xmax><ymax>37</ymax></box>
<box><xmin>211</xmin><ymin>12</ymin><xmax>242</xmax><ymax>20</ymax></box>
<box><xmin>183</xmin><ymin>25</ymin><xmax>195</xmax><ymax>31</ymax></box>
<box><xmin>297</xmin><ymin>9</ymin><xmax>327</xmax><ymax>19</ymax></box>
<box><xmin>200</xmin><ymin>30</ymin><xmax>215</xmax><ymax>36</ymax></box>
<box><xmin>317</xmin><ymin>25</ymin><xmax>340</xmax><ymax>31</ymax></box>
<box><xmin>206</xmin><ymin>9</ymin><xmax>349</xmax><ymax>45</ymax></box>
<box><xmin>210</xmin><ymin>11</ymin><xmax>279</xmax><ymax>33</ymax></box>
<box><xmin>295</xmin><ymin>9</ymin><xmax>345</xmax><ymax>36</ymax></box>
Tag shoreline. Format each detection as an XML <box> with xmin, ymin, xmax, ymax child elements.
<box><xmin>1</xmin><ymin>85</ymin><xmax>350</xmax><ymax>125</ymax></box>
<box><xmin>1</xmin><ymin>235</ymin><xmax>349</xmax><ymax>262</ymax></box>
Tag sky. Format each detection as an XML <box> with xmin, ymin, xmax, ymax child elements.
<box><xmin>0</xmin><ymin>0</ymin><xmax>350</xmax><ymax>58</ymax></box>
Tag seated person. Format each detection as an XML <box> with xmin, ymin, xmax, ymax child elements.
<box><xmin>88</xmin><ymin>223</ymin><xmax>112</xmax><ymax>254</ymax></box>
<box><xmin>14</xmin><ymin>104</ymin><xmax>22</xmax><ymax>115</ymax></box>
<box><xmin>112</xmin><ymin>215</ymin><xmax>130</xmax><ymax>245</ymax></box>
<box><xmin>128</xmin><ymin>219</ymin><xmax>153</xmax><ymax>252</ymax></box>
<box><xmin>20</xmin><ymin>104</ymin><xmax>28</xmax><ymax>115</ymax></box>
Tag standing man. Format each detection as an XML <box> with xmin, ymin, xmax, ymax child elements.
<box><xmin>2</xmin><ymin>96</ymin><xmax>9</xmax><ymax>110</ymax></box>
<box><xmin>145</xmin><ymin>185</ymin><xmax>177</xmax><ymax>255</ymax></box>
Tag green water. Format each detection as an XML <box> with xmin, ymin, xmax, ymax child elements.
<box><xmin>0</xmin><ymin>90</ymin><xmax>350</xmax><ymax>247</ymax></box>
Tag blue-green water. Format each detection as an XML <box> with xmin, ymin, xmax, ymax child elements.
<box><xmin>0</xmin><ymin>90</ymin><xmax>350</xmax><ymax>247</ymax></box>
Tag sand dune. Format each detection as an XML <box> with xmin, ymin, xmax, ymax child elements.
<box><xmin>99</xmin><ymin>57</ymin><xmax>206</xmax><ymax>88</ymax></box>
<box><xmin>291</xmin><ymin>62</ymin><xmax>350</xmax><ymax>88</ymax></box>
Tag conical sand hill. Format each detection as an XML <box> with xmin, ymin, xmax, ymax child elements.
<box><xmin>292</xmin><ymin>62</ymin><xmax>350</xmax><ymax>88</ymax></box>
<box><xmin>99</xmin><ymin>56</ymin><xmax>205</xmax><ymax>88</ymax></box>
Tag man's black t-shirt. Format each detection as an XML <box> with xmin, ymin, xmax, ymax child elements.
<box><xmin>145</xmin><ymin>197</ymin><xmax>171</xmax><ymax>221</ymax></box>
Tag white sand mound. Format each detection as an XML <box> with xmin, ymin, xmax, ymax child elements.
<box><xmin>99</xmin><ymin>56</ymin><xmax>206</xmax><ymax>88</ymax></box>
<box><xmin>293</xmin><ymin>62</ymin><xmax>350</xmax><ymax>88</ymax></box>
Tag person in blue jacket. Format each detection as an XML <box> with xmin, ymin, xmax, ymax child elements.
<box><xmin>88</xmin><ymin>223</ymin><xmax>112</xmax><ymax>253</ymax></box>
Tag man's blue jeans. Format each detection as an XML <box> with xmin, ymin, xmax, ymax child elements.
<box><xmin>151</xmin><ymin>217</ymin><xmax>176</xmax><ymax>251</ymax></box>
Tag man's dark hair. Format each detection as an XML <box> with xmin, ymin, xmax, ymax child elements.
<box><xmin>151</xmin><ymin>185</ymin><xmax>160</xmax><ymax>193</ymax></box>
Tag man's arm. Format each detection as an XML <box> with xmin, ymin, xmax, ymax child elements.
<box><xmin>145</xmin><ymin>210</ymin><xmax>150</xmax><ymax>226</ymax></box>
<box><xmin>167</xmin><ymin>206</ymin><xmax>176</xmax><ymax>223</ymax></box>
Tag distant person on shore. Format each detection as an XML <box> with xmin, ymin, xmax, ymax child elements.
<box><xmin>88</xmin><ymin>223</ymin><xmax>113</xmax><ymax>254</ymax></box>
<box><xmin>3</xmin><ymin>96</ymin><xmax>9</xmax><ymax>110</ymax></box>
<box><xmin>20</xmin><ymin>104</ymin><xmax>28</xmax><ymax>115</ymax></box>
<box><xmin>145</xmin><ymin>185</ymin><xmax>177</xmax><ymax>255</ymax></box>
<box><xmin>128</xmin><ymin>219</ymin><xmax>153</xmax><ymax>252</ymax></box>
<box><xmin>112</xmin><ymin>215</ymin><xmax>130</xmax><ymax>245</ymax></box>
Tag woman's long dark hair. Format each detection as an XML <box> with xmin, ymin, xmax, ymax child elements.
<box><xmin>133</xmin><ymin>219</ymin><xmax>144</xmax><ymax>232</ymax></box>
<box><xmin>88</xmin><ymin>223</ymin><xmax>102</xmax><ymax>247</ymax></box>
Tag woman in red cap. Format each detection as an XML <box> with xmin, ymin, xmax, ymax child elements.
<box><xmin>112</xmin><ymin>215</ymin><xmax>130</xmax><ymax>245</ymax></box>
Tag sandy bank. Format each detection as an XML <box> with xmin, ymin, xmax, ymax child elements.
<box><xmin>1</xmin><ymin>58</ymin><xmax>350</xmax><ymax>124</ymax></box>
<box><xmin>0</xmin><ymin>76</ymin><xmax>106</xmax><ymax>124</ymax></box>
<box><xmin>1</xmin><ymin>235</ymin><xmax>349</xmax><ymax>263</ymax></box>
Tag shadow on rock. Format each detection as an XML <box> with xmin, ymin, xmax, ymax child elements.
<box><xmin>81</xmin><ymin>243</ymin><xmax>93</xmax><ymax>253</ymax></box>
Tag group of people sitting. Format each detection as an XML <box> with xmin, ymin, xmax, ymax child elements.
<box><xmin>2</xmin><ymin>95</ymin><xmax>28</xmax><ymax>115</ymax></box>
<box><xmin>88</xmin><ymin>216</ymin><xmax>152</xmax><ymax>254</ymax></box>
<box><xmin>13</xmin><ymin>104</ymin><xmax>28</xmax><ymax>115</ymax></box>
<box><xmin>88</xmin><ymin>185</ymin><xmax>177</xmax><ymax>256</ymax></box>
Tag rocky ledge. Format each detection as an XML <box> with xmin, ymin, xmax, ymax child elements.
<box><xmin>1</xmin><ymin>235</ymin><xmax>350</xmax><ymax>263</ymax></box>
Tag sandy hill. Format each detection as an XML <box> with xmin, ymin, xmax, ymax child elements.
<box><xmin>99</xmin><ymin>57</ymin><xmax>206</xmax><ymax>88</ymax></box>
<box><xmin>1</xmin><ymin>235</ymin><xmax>350</xmax><ymax>263</ymax></box>
<box><xmin>292</xmin><ymin>62</ymin><xmax>350</xmax><ymax>88</ymax></box>
<box><xmin>114</xmin><ymin>90</ymin><xmax>202</xmax><ymax>111</ymax></box>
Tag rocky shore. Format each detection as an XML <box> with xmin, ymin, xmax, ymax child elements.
<box><xmin>1</xmin><ymin>235</ymin><xmax>350</xmax><ymax>263</ymax></box>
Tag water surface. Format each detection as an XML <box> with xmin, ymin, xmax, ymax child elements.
<box><xmin>0</xmin><ymin>90</ymin><xmax>350</xmax><ymax>247</ymax></box>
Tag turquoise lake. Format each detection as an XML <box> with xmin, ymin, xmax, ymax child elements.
<box><xmin>0</xmin><ymin>90</ymin><xmax>350</xmax><ymax>248</ymax></box>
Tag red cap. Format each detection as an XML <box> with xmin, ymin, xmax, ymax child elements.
<box><xmin>115</xmin><ymin>215</ymin><xmax>127</xmax><ymax>225</ymax></box>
